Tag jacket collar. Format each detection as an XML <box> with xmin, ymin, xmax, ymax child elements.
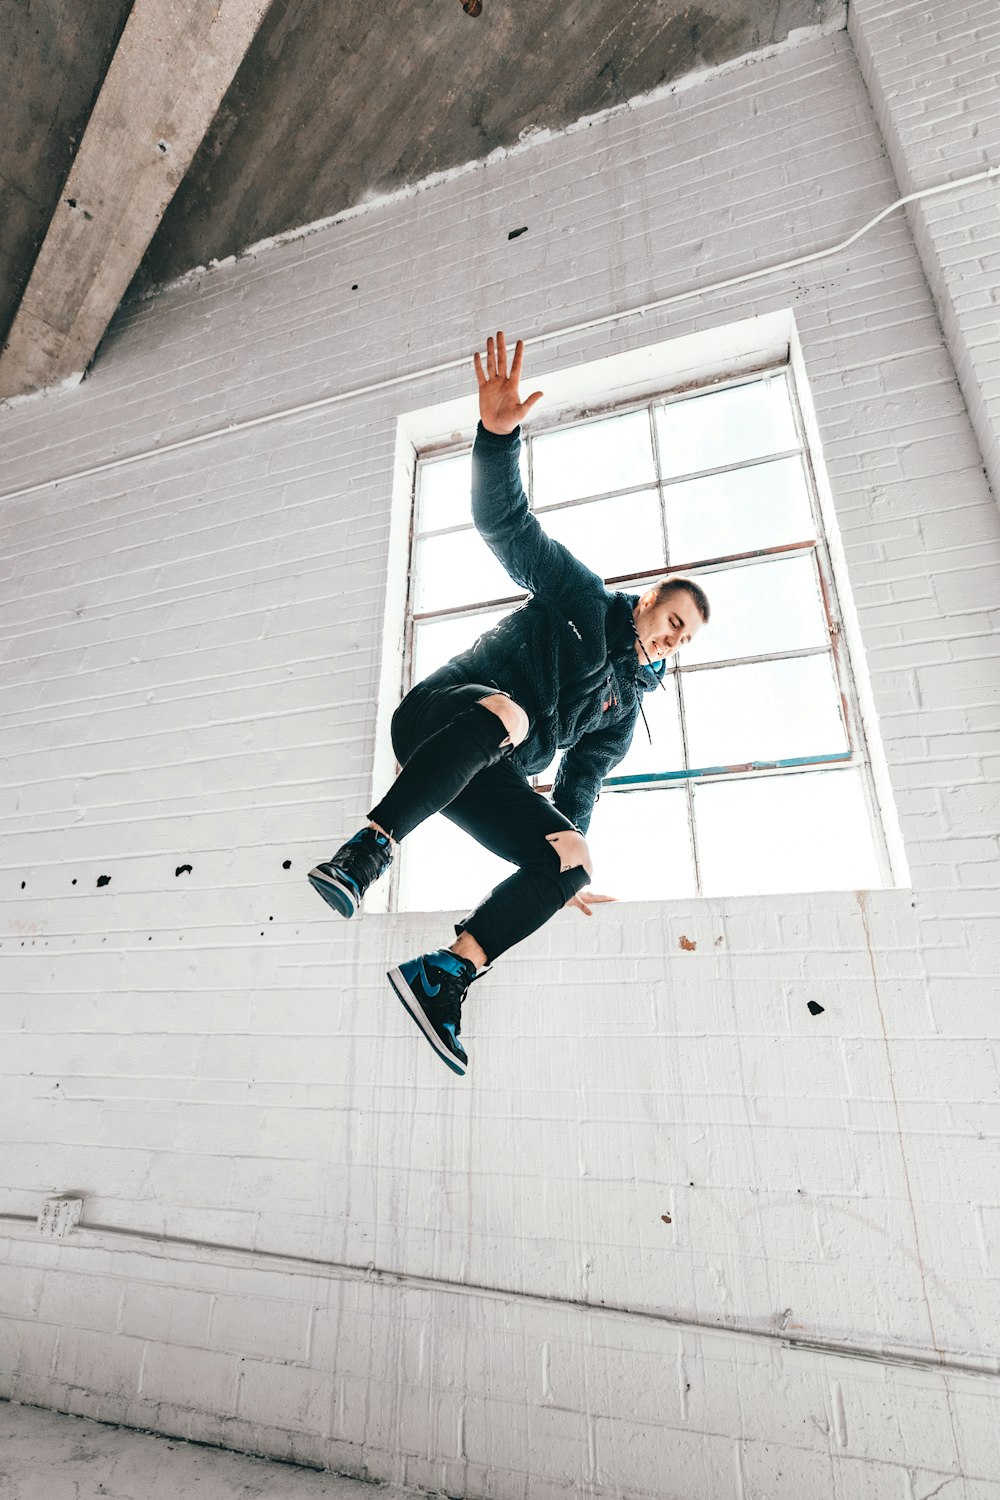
<box><xmin>607</xmin><ymin>592</ymin><xmax>666</xmax><ymax>694</ymax></box>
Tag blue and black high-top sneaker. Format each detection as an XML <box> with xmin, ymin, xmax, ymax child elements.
<box><xmin>387</xmin><ymin>948</ymin><xmax>479</xmax><ymax>1076</ymax></box>
<box><xmin>307</xmin><ymin>826</ymin><xmax>393</xmax><ymax>918</ymax></box>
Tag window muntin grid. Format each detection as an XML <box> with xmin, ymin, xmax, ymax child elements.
<box><xmin>398</xmin><ymin>366</ymin><xmax>889</xmax><ymax>905</ymax></box>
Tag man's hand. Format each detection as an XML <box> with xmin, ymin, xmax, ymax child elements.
<box><xmin>565</xmin><ymin>889</ymin><xmax>618</xmax><ymax>917</ymax></box>
<box><xmin>474</xmin><ymin>330</ymin><xmax>544</xmax><ymax>435</ymax></box>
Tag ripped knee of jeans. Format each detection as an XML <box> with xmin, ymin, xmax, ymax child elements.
<box><xmin>544</xmin><ymin>829</ymin><xmax>593</xmax><ymax>879</ymax></box>
<box><xmin>477</xmin><ymin>692</ymin><xmax>530</xmax><ymax>748</ymax></box>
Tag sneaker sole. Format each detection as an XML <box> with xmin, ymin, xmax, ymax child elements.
<box><xmin>387</xmin><ymin>967</ymin><xmax>467</xmax><ymax>1077</ymax></box>
<box><xmin>307</xmin><ymin>866</ymin><xmax>358</xmax><ymax>918</ymax></box>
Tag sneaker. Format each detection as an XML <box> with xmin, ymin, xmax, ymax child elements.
<box><xmin>387</xmin><ymin>948</ymin><xmax>479</xmax><ymax>1076</ymax></box>
<box><xmin>308</xmin><ymin>827</ymin><xmax>393</xmax><ymax>918</ymax></box>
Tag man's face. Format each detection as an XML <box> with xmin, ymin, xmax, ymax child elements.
<box><xmin>633</xmin><ymin>587</ymin><xmax>703</xmax><ymax>663</ymax></box>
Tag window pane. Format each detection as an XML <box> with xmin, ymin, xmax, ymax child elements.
<box><xmin>538</xmin><ymin>490</ymin><xmax>665</xmax><ymax>578</ymax></box>
<box><xmin>417</xmin><ymin>454</ymin><xmax>473</xmax><ymax>533</ymax></box>
<box><xmin>666</xmin><ymin>455</ymin><xmax>815</xmax><ymax>560</ymax></box>
<box><xmin>695</xmin><ymin>769</ymin><xmax>883</xmax><ymax>895</ymax></box>
<box><xmin>611</xmin><ymin>675</ymin><xmax>684</xmax><ymax>778</ymax></box>
<box><xmin>655</xmin><ymin>375</ymin><xmax>798</xmax><ymax>479</ymax></box>
<box><xmin>413</xmin><ymin>529</ymin><xmax>519</xmax><ymax>612</ymax></box>
<box><xmin>413</xmin><ymin>608</ymin><xmax>512</xmax><ymax>684</ymax></box>
<box><xmin>587</xmin><ymin>787</ymin><xmax>695</xmax><ymax>901</ymax></box>
<box><xmin>397</xmin><ymin>815</ymin><xmax>515</xmax><ymax>912</ymax></box>
<box><xmin>682</xmin><ymin>655</ymin><xmax>848</xmax><ymax>767</ymax></box>
<box><xmin>680</xmin><ymin>554</ymin><xmax>829</xmax><ymax>666</ymax></box>
<box><xmin>531</xmin><ymin>410</ymin><xmax>655</xmax><ymax>506</ymax></box>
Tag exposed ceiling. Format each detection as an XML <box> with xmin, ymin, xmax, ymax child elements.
<box><xmin>0</xmin><ymin>0</ymin><xmax>844</xmax><ymax>399</ymax></box>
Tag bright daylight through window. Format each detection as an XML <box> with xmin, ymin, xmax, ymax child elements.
<box><xmin>395</xmin><ymin>368</ymin><xmax>888</xmax><ymax>911</ymax></box>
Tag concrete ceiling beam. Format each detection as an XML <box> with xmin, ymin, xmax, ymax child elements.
<box><xmin>0</xmin><ymin>0</ymin><xmax>274</xmax><ymax>401</ymax></box>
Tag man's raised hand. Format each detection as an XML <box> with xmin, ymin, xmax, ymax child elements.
<box><xmin>473</xmin><ymin>331</ymin><xmax>544</xmax><ymax>435</ymax></box>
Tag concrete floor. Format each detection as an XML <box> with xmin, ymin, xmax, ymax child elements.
<box><xmin>0</xmin><ymin>1403</ymin><xmax>421</xmax><ymax>1500</ymax></box>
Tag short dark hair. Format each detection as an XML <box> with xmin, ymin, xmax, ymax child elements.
<box><xmin>651</xmin><ymin>575</ymin><xmax>711</xmax><ymax>624</ymax></box>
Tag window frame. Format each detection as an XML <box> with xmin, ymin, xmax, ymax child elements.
<box><xmin>389</xmin><ymin>359</ymin><xmax>896</xmax><ymax>908</ymax></box>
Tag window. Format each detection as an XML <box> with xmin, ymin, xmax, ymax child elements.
<box><xmin>394</xmin><ymin>365</ymin><xmax>889</xmax><ymax>910</ymax></box>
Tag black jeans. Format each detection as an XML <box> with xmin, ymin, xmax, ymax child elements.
<box><xmin>369</xmin><ymin>680</ymin><xmax>590</xmax><ymax>963</ymax></box>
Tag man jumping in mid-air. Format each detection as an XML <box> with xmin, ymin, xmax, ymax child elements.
<box><xmin>309</xmin><ymin>331</ymin><xmax>710</xmax><ymax>1076</ymax></box>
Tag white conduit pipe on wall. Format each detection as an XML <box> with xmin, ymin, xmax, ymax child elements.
<box><xmin>0</xmin><ymin>164</ymin><xmax>997</xmax><ymax>507</ymax></box>
<box><xmin>1</xmin><ymin>1212</ymin><xmax>998</xmax><ymax>1381</ymax></box>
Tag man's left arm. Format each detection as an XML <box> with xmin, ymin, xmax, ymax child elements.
<box><xmin>551</xmin><ymin>716</ymin><xmax>634</xmax><ymax>835</ymax></box>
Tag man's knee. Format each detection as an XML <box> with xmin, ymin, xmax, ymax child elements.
<box><xmin>544</xmin><ymin>829</ymin><xmax>593</xmax><ymax>879</ymax></box>
<box><xmin>477</xmin><ymin>692</ymin><xmax>529</xmax><ymax>748</ymax></box>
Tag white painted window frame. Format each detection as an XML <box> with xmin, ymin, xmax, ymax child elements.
<box><xmin>368</xmin><ymin>311</ymin><xmax>909</xmax><ymax>912</ymax></box>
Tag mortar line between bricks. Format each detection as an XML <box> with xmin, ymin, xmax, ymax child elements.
<box><xmin>1</xmin><ymin>165</ymin><xmax>997</xmax><ymax>506</ymax></box>
<box><xmin>3</xmin><ymin>1215</ymin><xmax>999</xmax><ymax>1383</ymax></box>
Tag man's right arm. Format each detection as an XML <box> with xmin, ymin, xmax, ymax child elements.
<box><xmin>472</xmin><ymin>422</ymin><xmax>604</xmax><ymax>601</ymax></box>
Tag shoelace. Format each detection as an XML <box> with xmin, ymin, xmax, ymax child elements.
<box><xmin>338</xmin><ymin>831</ymin><xmax>392</xmax><ymax>887</ymax></box>
<box><xmin>430</xmin><ymin>969</ymin><xmax>469</xmax><ymax>1035</ymax></box>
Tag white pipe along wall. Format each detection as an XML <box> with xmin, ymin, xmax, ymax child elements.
<box><xmin>2</xmin><ymin>9</ymin><xmax>1000</xmax><ymax>1500</ymax></box>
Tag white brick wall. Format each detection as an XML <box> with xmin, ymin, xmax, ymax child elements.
<box><xmin>850</xmin><ymin>0</ymin><xmax>1000</xmax><ymax>503</ymax></box>
<box><xmin>2</xmin><ymin>24</ymin><xmax>1000</xmax><ymax>1499</ymax></box>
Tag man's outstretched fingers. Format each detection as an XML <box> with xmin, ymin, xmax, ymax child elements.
<box><xmin>497</xmin><ymin>329</ymin><xmax>507</xmax><ymax>375</ymax></box>
<box><xmin>473</xmin><ymin>350</ymin><xmax>486</xmax><ymax>386</ymax></box>
<box><xmin>566</xmin><ymin>890</ymin><xmax>617</xmax><ymax>916</ymax></box>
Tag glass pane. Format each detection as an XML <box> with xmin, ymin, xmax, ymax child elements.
<box><xmin>680</xmin><ymin>554</ymin><xmax>829</xmax><ymax>667</ymax></box>
<box><xmin>532</xmin><ymin>410</ymin><xmax>655</xmax><ymax>506</ymax></box>
<box><xmin>611</xmin><ymin>675</ymin><xmax>684</xmax><ymax>778</ymax></box>
<box><xmin>417</xmin><ymin>453</ymin><xmax>473</xmax><ymax>533</ymax></box>
<box><xmin>655</xmin><ymin>375</ymin><xmax>799</xmax><ymax>479</ymax></box>
<box><xmin>587</xmin><ymin>787</ymin><xmax>695</xmax><ymax>901</ymax></box>
<box><xmin>539</xmin><ymin>490</ymin><xmax>665</xmax><ymax>579</ymax></box>
<box><xmin>413</xmin><ymin>608</ymin><xmax>512</xmax><ymax>684</ymax></box>
<box><xmin>695</xmin><ymin>768</ymin><xmax>883</xmax><ymax>896</ymax></box>
<box><xmin>397</xmin><ymin>814</ymin><xmax>515</xmax><ymax>912</ymax></box>
<box><xmin>682</xmin><ymin>655</ymin><xmax>848</xmax><ymax>768</ymax></box>
<box><xmin>413</xmin><ymin>529</ymin><xmax>519</xmax><ymax>612</ymax></box>
<box><xmin>666</xmin><ymin>455</ymin><xmax>815</xmax><ymax>560</ymax></box>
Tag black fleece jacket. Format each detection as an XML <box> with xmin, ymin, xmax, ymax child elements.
<box><xmin>418</xmin><ymin>421</ymin><xmax>665</xmax><ymax>834</ymax></box>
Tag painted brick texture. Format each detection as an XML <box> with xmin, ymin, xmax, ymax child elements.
<box><xmin>2</xmin><ymin>24</ymin><xmax>1000</xmax><ymax>1500</ymax></box>
<box><xmin>850</xmin><ymin>0</ymin><xmax>1000</xmax><ymax>502</ymax></box>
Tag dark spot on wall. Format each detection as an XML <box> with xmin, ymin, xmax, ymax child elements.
<box><xmin>66</xmin><ymin>198</ymin><xmax>77</xmax><ymax>208</ymax></box>
<box><xmin>507</xmin><ymin>226</ymin><xmax>528</xmax><ymax>240</ymax></box>
<box><xmin>96</xmin><ymin>875</ymin><xmax>111</xmax><ymax>887</ymax></box>
<box><xmin>807</xmin><ymin>1001</ymin><xmax>825</xmax><ymax>1016</ymax></box>
<box><xmin>351</xmin><ymin>283</ymin><xmax>358</xmax><ymax>291</ymax></box>
<box><xmin>282</xmin><ymin>860</ymin><xmax>292</xmax><ymax>869</ymax></box>
<box><xmin>661</xmin><ymin>1213</ymin><xmax>672</xmax><ymax>1224</ymax></box>
<box><xmin>175</xmin><ymin>864</ymin><xmax>193</xmax><ymax>877</ymax></box>
<box><xmin>71</xmin><ymin>879</ymin><xmax>77</xmax><ymax>886</ymax></box>
<box><xmin>21</xmin><ymin>881</ymin><xmax>26</xmax><ymax>889</ymax></box>
<box><xmin>678</xmin><ymin>935</ymin><xmax>696</xmax><ymax>952</ymax></box>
